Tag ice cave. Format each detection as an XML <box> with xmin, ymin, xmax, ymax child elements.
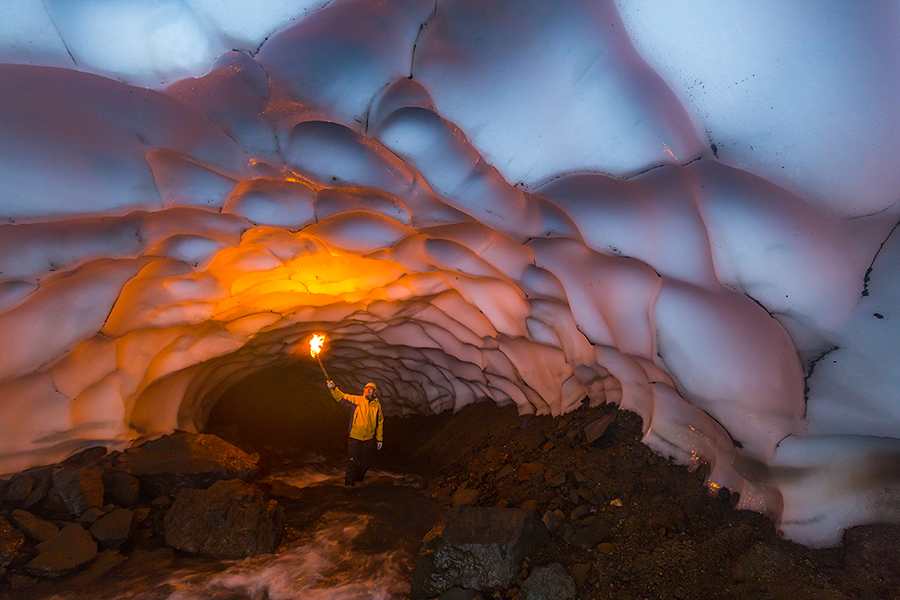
<box><xmin>1</xmin><ymin>0</ymin><xmax>899</xmax><ymax>552</ymax></box>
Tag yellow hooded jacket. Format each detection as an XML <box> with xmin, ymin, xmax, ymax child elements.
<box><xmin>330</xmin><ymin>383</ymin><xmax>383</xmax><ymax>442</ymax></box>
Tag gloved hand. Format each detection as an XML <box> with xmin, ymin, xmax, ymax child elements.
<box><xmin>326</xmin><ymin>380</ymin><xmax>335</xmax><ymax>389</ymax></box>
<box><xmin>377</xmin><ymin>441</ymin><xmax>383</xmax><ymax>451</ymax></box>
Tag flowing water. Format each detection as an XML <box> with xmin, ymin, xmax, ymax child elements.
<box><xmin>19</xmin><ymin>453</ymin><xmax>442</xmax><ymax>600</ymax></box>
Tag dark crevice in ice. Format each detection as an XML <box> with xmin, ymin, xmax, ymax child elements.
<box><xmin>802</xmin><ymin>344</ymin><xmax>840</xmax><ymax>412</ymax></box>
<box><xmin>861</xmin><ymin>217</ymin><xmax>900</xmax><ymax>298</ymax></box>
<box><xmin>410</xmin><ymin>0</ymin><xmax>439</xmax><ymax>79</ymax></box>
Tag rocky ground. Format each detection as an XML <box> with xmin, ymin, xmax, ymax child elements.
<box><xmin>1</xmin><ymin>398</ymin><xmax>898</xmax><ymax>600</ymax></box>
<box><xmin>381</xmin><ymin>400</ymin><xmax>900</xmax><ymax>600</ymax></box>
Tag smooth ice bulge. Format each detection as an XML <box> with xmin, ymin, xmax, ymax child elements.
<box><xmin>1</xmin><ymin>0</ymin><xmax>899</xmax><ymax>547</ymax></box>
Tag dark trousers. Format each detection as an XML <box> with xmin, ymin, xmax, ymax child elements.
<box><xmin>346</xmin><ymin>437</ymin><xmax>376</xmax><ymax>485</ymax></box>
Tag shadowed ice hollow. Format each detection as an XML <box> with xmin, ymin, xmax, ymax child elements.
<box><xmin>1</xmin><ymin>0</ymin><xmax>899</xmax><ymax>547</ymax></box>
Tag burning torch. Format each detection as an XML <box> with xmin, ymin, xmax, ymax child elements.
<box><xmin>310</xmin><ymin>334</ymin><xmax>331</xmax><ymax>380</ymax></box>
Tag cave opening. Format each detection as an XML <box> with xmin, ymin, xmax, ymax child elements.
<box><xmin>204</xmin><ymin>364</ymin><xmax>350</xmax><ymax>454</ymax></box>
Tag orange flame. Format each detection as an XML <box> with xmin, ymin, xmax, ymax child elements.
<box><xmin>310</xmin><ymin>334</ymin><xmax>325</xmax><ymax>358</ymax></box>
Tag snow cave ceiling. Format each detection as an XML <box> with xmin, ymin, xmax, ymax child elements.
<box><xmin>1</xmin><ymin>0</ymin><xmax>900</xmax><ymax>547</ymax></box>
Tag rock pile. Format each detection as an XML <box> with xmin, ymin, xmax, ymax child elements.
<box><xmin>399</xmin><ymin>400</ymin><xmax>900</xmax><ymax>599</ymax></box>
<box><xmin>0</xmin><ymin>432</ymin><xmax>284</xmax><ymax>592</ymax></box>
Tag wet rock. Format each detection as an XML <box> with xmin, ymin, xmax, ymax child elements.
<box><xmin>411</xmin><ymin>506</ymin><xmax>545</xmax><ymax>600</ymax></box>
<box><xmin>24</xmin><ymin>523</ymin><xmax>98</xmax><ymax>578</ymax></box>
<box><xmin>67</xmin><ymin>549</ymin><xmax>127</xmax><ymax>585</ymax></box>
<box><xmin>102</xmin><ymin>470</ymin><xmax>141</xmax><ymax>508</ymax></box>
<box><xmin>116</xmin><ymin>431</ymin><xmax>260</xmax><ymax>497</ymax></box>
<box><xmin>90</xmin><ymin>507</ymin><xmax>135</xmax><ymax>549</ymax></box>
<box><xmin>9</xmin><ymin>509</ymin><xmax>58</xmax><ymax>542</ymax></box>
<box><xmin>0</xmin><ymin>515</ymin><xmax>27</xmax><ymax>568</ymax></box>
<box><xmin>51</xmin><ymin>464</ymin><xmax>105</xmax><ymax>517</ymax></box>
<box><xmin>163</xmin><ymin>479</ymin><xmax>284</xmax><ymax>559</ymax></box>
<box><xmin>5</xmin><ymin>466</ymin><xmax>53</xmax><ymax>509</ymax></box>
<box><xmin>519</xmin><ymin>563</ymin><xmax>577</xmax><ymax>600</ymax></box>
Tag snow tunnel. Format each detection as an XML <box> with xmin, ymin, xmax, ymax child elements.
<box><xmin>2</xmin><ymin>0</ymin><xmax>900</xmax><ymax>548</ymax></box>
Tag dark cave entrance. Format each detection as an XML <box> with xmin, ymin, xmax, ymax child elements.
<box><xmin>204</xmin><ymin>365</ymin><xmax>350</xmax><ymax>453</ymax></box>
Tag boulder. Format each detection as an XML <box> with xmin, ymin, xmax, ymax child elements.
<box><xmin>61</xmin><ymin>446</ymin><xmax>109</xmax><ymax>468</ymax></box>
<box><xmin>519</xmin><ymin>563</ymin><xmax>577</xmax><ymax>600</ymax></box>
<box><xmin>0</xmin><ymin>515</ymin><xmax>27</xmax><ymax>568</ymax></box>
<box><xmin>24</xmin><ymin>523</ymin><xmax>98</xmax><ymax>578</ymax></box>
<box><xmin>411</xmin><ymin>506</ymin><xmax>545</xmax><ymax>599</ymax></box>
<box><xmin>102</xmin><ymin>470</ymin><xmax>141</xmax><ymax>508</ymax></box>
<box><xmin>8</xmin><ymin>509</ymin><xmax>58</xmax><ymax>542</ymax></box>
<box><xmin>116</xmin><ymin>432</ymin><xmax>260</xmax><ymax>497</ymax></box>
<box><xmin>50</xmin><ymin>464</ymin><xmax>105</xmax><ymax>517</ymax></box>
<box><xmin>163</xmin><ymin>479</ymin><xmax>284</xmax><ymax>558</ymax></box>
<box><xmin>4</xmin><ymin>466</ymin><xmax>53</xmax><ymax>509</ymax></box>
<box><xmin>90</xmin><ymin>508</ymin><xmax>135</xmax><ymax>549</ymax></box>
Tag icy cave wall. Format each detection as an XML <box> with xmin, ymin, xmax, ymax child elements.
<box><xmin>1</xmin><ymin>0</ymin><xmax>899</xmax><ymax>547</ymax></box>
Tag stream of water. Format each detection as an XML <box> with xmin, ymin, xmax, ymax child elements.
<box><xmin>26</xmin><ymin>453</ymin><xmax>441</xmax><ymax>600</ymax></box>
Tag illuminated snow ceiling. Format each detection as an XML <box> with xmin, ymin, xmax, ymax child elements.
<box><xmin>2</xmin><ymin>0</ymin><xmax>899</xmax><ymax>547</ymax></box>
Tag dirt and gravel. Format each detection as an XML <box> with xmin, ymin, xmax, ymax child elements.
<box><xmin>381</xmin><ymin>399</ymin><xmax>900</xmax><ymax>600</ymax></box>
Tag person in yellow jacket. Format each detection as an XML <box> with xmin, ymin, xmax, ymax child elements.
<box><xmin>326</xmin><ymin>379</ymin><xmax>384</xmax><ymax>486</ymax></box>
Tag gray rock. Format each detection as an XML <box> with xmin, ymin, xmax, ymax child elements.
<box><xmin>411</xmin><ymin>506</ymin><xmax>545</xmax><ymax>600</ymax></box>
<box><xmin>163</xmin><ymin>479</ymin><xmax>284</xmax><ymax>558</ymax></box>
<box><xmin>25</xmin><ymin>523</ymin><xmax>98</xmax><ymax>578</ymax></box>
<box><xmin>0</xmin><ymin>515</ymin><xmax>27</xmax><ymax>568</ymax></box>
<box><xmin>90</xmin><ymin>508</ymin><xmax>135</xmax><ymax>549</ymax></box>
<box><xmin>116</xmin><ymin>432</ymin><xmax>260</xmax><ymax>497</ymax></box>
<box><xmin>5</xmin><ymin>466</ymin><xmax>53</xmax><ymax>509</ymax></box>
<box><xmin>51</xmin><ymin>464</ymin><xmax>105</xmax><ymax>517</ymax></box>
<box><xmin>102</xmin><ymin>470</ymin><xmax>141</xmax><ymax>508</ymax></box>
<box><xmin>519</xmin><ymin>563</ymin><xmax>577</xmax><ymax>600</ymax></box>
<box><xmin>9</xmin><ymin>509</ymin><xmax>58</xmax><ymax>542</ymax></box>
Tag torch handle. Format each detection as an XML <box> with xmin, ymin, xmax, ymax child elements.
<box><xmin>315</xmin><ymin>355</ymin><xmax>331</xmax><ymax>381</ymax></box>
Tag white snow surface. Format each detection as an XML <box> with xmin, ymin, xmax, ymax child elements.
<box><xmin>1</xmin><ymin>0</ymin><xmax>899</xmax><ymax>547</ymax></box>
